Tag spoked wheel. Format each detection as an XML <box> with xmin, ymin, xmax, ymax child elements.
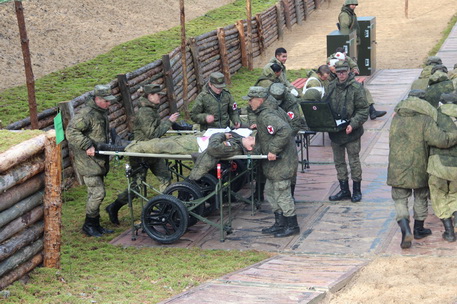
<box><xmin>193</xmin><ymin>173</ymin><xmax>219</xmax><ymax>216</ymax></box>
<box><xmin>141</xmin><ymin>194</ymin><xmax>189</xmax><ymax>244</ymax></box>
<box><xmin>163</xmin><ymin>181</ymin><xmax>205</xmax><ymax>227</ymax></box>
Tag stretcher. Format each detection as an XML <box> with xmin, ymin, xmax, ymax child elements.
<box><xmin>98</xmin><ymin>151</ymin><xmax>267</xmax><ymax>244</ymax></box>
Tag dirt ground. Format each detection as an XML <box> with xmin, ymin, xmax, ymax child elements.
<box><xmin>1</xmin><ymin>0</ymin><xmax>457</xmax><ymax>302</ymax></box>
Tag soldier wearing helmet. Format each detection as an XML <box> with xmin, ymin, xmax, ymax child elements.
<box><xmin>338</xmin><ymin>0</ymin><xmax>360</xmax><ymax>46</ymax></box>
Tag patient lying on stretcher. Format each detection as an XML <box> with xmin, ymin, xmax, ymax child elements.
<box><xmin>101</xmin><ymin>130</ymin><xmax>256</xmax><ymax>181</ymax></box>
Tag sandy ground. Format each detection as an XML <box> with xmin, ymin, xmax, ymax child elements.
<box><xmin>1</xmin><ymin>0</ymin><xmax>457</xmax><ymax>302</ymax></box>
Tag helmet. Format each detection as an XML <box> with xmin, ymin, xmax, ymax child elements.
<box><xmin>425</xmin><ymin>56</ymin><xmax>442</xmax><ymax>66</ymax></box>
<box><xmin>344</xmin><ymin>0</ymin><xmax>358</xmax><ymax>5</ymax></box>
<box><xmin>269</xmin><ymin>83</ymin><xmax>286</xmax><ymax>99</ymax></box>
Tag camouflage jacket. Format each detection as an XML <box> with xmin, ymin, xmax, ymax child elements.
<box><xmin>387</xmin><ymin>97</ymin><xmax>457</xmax><ymax>188</ymax></box>
<box><xmin>133</xmin><ymin>97</ymin><xmax>171</xmax><ymax>141</ymax></box>
<box><xmin>338</xmin><ymin>5</ymin><xmax>360</xmax><ymax>43</ymax></box>
<box><xmin>424</xmin><ymin>81</ymin><xmax>455</xmax><ymax>108</ymax></box>
<box><xmin>326</xmin><ymin>74</ymin><xmax>369</xmax><ymax>144</ymax></box>
<box><xmin>189</xmin><ymin>132</ymin><xmax>247</xmax><ymax>180</ymax></box>
<box><xmin>268</xmin><ymin>57</ymin><xmax>294</xmax><ymax>89</ymax></box>
<box><xmin>66</xmin><ymin>98</ymin><xmax>109</xmax><ymax>176</ymax></box>
<box><xmin>190</xmin><ymin>83</ymin><xmax>241</xmax><ymax>131</ymax></box>
<box><xmin>254</xmin><ymin>96</ymin><xmax>297</xmax><ymax>181</ymax></box>
<box><xmin>254</xmin><ymin>64</ymin><xmax>281</xmax><ymax>88</ymax></box>
<box><xmin>327</xmin><ymin>53</ymin><xmax>359</xmax><ymax>71</ymax></box>
<box><xmin>428</xmin><ymin>104</ymin><xmax>457</xmax><ymax>180</ymax></box>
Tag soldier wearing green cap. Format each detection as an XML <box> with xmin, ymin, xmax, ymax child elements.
<box><xmin>66</xmin><ymin>84</ymin><xmax>117</xmax><ymax>237</ymax></box>
<box><xmin>338</xmin><ymin>0</ymin><xmax>360</xmax><ymax>46</ymax></box>
<box><xmin>388</xmin><ymin>92</ymin><xmax>457</xmax><ymax>248</ymax></box>
<box><xmin>190</xmin><ymin>72</ymin><xmax>241</xmax><ymax>131</ymax></box>
<box><xmin>326</xmin><ymin>60</ymin><xmax>369</xmax><ymax>203</ymax></box>
<box><xmin>244</xmin><ymin>86</ymin><xmax>300</xmax><ymax>238</ymax></box>
<box><xmin>424</xmin><ymin>71</ymin><xmax>455</xmax><ymax>108</ymax></box>
<box><xmin>105</xmin><ymin>83</ymin><xmax>180</xmax><ymax>225</ymax></box>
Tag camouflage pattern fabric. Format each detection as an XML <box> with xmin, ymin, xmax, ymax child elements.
<box><xmin>410</xmin><ymin>78</ymin><xmax>429</xmax><ymax>91</ymax></box>
<box><xmin>125</xmin><ymin>136</ymin><xmax>199</xmax><ymax>154</ymax></box>
<box><xmin>255</xmin><ymin>64</ymin><xmax>281</xmax><ymax>88</ymax></box>
<box><xmin>133</xmin><ymin>97</ymin><xmax>172</xmax><ymax>141</ymax></box>
<box><xmin>425</xmin><ymin>81</ymin><xmax>455</xmax><ymax>108</ymax></box>
<box><xmin>338</xmin><ymin>5</ymin><xmax>360</xmax><ymax>44</ymax></box>
<box><xmin>327</xmin><ymin>53</ymin><xmax>359</xmax><ymax>71</ymax></box>
<box><xmin>190</xmin><ymin>83</ymin><xmax>241</xmax><ymax>131</ymax></box>
<box><xmin>265</xmin><ymin>179</ymin><xmax>296</xmax><ymax>217</ymax></box>
<box><xmin>268</xmin><ymin>57</ymin><xmax>294</xmax><ymax>90</ymax></box>
<box><xmin>331</xmin><ymin>138</ymin><xmax>362</xmax><ymax>181</ymax></box>
<box><xmin>391</xmin><ymin>187</ymin><xmax>429</xmax><ymax>222</ymax></box>
<box><xmin>83</xmin><ymin>175</ymin><xmax>106</xmax><ymax>218</ymax></box>
<box><xmin>66</xmin><ymin>98</ymin><xmax>109</xmax><ymax>177</ymax></box>
<box><xmin>387</xmin><ymin>97</ymin><xmax>457</xmax><ymax>189</ymax></box>
<box><xmin>428</xmin><ymin>175</ymin><xmax>457</xmax><ymax>219</ymax></box>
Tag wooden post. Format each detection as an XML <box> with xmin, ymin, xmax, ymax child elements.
<box><xmin>58</xmin><ymin>101</ymin><xmax>84</xmax><ymax>185</ymax></box>
<box><xmin>302</xmin><ymin>0</ymin><xmax>308</xmax><ymax>21</ymax></box>
<box><xmin>179</xmin><ymin>0</ymin><xmax>189</xmax><ymax>116</ymax></box>
<box><xmin>294</xmin><ymin>0</ymin><xmax>303</xmax><ymax>25</ymax></box>
<box><xmin>189</xmin><ymin>37</ymin><xmax>203</xmax><ymax>93</ymax></box>
<box><xmin>117</xmin><ymin>74</ymin><xmax>135</xmax><ymax>131</ymax></box>
<box><xmin>43</xmin><ymin>130</ymin><xmax>62</xmax><ymax>269</ymax></box>
<box><xmin>314</xmin><ymin>0</ymin><xmax>320</xmax><ymax>10</ymax></box>
<box><xmin>236</xmin><ymin>20</ymin><xmax>249</xmax><ymax>68</ymax></box>
<box><xmin>246</xmin><ymin>0</ymin><xmax>253</xmax><ymax>70</ymax></box>
<box><xmin>217</xmin><ymin>27</ymin><xmax>231</xmax><ymax>85</ymax></box>
<box><xmin>162</xmin><ymin>55</ymin><xmax>178</xmax><ymax>113</ymax></box>
<box><xmin>282</xmin><ymin>0</ymin><xmax>292</xmax><ymax>30</ymax></box>
<box><xmin>255</xmin><ymin>14</ymin><xmax>265</xmax><ymax>55</ymax></box>
<box><xmin>405</xmin><ymin>0</ymin><xmax>408</xmax><ymax>18</ymax></box>
<box><xmin>275</xmin><ymin>3</ymin><xmax>284</xmax><ymax>40</ymax></box>
<box><xmin>15</xmin><ymin>1</ymin><xmax>38</xmax><ymax>129</ymax></box>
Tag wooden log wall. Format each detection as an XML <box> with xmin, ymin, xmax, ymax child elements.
<box><xmin>0</xmin><ymin>130</ymin><xmax>62</xmax><ymax>290</ymax></box>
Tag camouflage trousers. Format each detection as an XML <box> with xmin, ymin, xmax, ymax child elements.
<box><xmin>265</xmin><ymin>179</ymin><xmax>296</xmax><ymax>217</ymax></box>
<box><xmin>429</xmin><ymin>175</ymin><xmax>457</xmax><ymax>219</ymax></box>
<box><xmin>391</xmin><ymin>186</ymin><xmax>429</xmax><ymax>222</ymax></box>
<box><xmin>331</xmin><ymin>138</ymin><xmax>362</xmax><ymax>182</ymax></box>
<box><xmin>115</xmin><ymin>156</ymin><xmax>171</xmax><ymax>206</ymax></box>
<box><xmin>82</xmin><ymin>175</ymin><xmax>106</xmax><ymax>217</ymax></box>
<box><xmin>125</xmin><ymin>135</ymin><xmax>199</xmax><ymax>154</ymax></box>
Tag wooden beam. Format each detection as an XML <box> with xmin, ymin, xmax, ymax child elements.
<box><xmin>162</xmin><ymin>55</ymin><xmax>178</xmax><ymax>114</ymax></box>
<box><xmin>217</xmin><ymin>27</ymin><xmax>231</xmax><ymax>85</ymax></box>
<box><xmin>255</xmin><ymin>14</ymin><xmax>265</xmax><ymax>55</ymax></box>
<box><xmin>275</xmin><ymin>3</ymin><xmax>284</xmax><ymax>40</ymax></box>
<box><xmin>189</xmin><ymin>37</ymin><xmax>203</xmax><ymax>92</ymax></box>
<box><xmin>294</xmin><ymin>0</ymin><xmax>303</xmax><ymax>25</ymax></box>
<box><xmin>246</xmin><ymin>0</ymin><xmax>253</xmax><ymax>70</ymax></box>
<box><xmin>282</xmin><ymin>0</ymin><xmax>292</xmax><ymax>30</ymax></box>
<box><xmin>180</xmin><ymin>0</ymin><xmax>189</xmax><ymax>117</ymax></box>
<box><xmin>116</xmin><ymin>74</ymin><xmax>135</xmax><ymax>132</ymax></box>
<box><xmin>14</xmin><ymin>1</ymin><xmax>38</xmax><ymax>129</ymax></box>
<box><xmin>405</xmin><ymin>0</ymin><xmax>408</xmax><ymax>18</ymax></box>
<box><xmin>43</xmin><ymin>130</ymin><xmax>62</xmax><ymax>269</ymax></box>
<box><xmin>236</xmin><ymin>20</ymin><xmax>249</xmax><ymax>67</ymax></box>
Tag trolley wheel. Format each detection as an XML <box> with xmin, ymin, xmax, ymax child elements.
<box><xmin>194</xmin><ymin>173</ymin><xmax>218</xmax><ymax>216</ymax></box>
<box><xmin>163</xmin><ymin>181</ymin><xmax>205</xmax><ymax>227</ymax></box>
<box><xmin>141</xmin><ymin>194</ymin><xmax>189</xmax><ymax>244</ymax></box>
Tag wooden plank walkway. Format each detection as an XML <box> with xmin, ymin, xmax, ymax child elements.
<box><xmin>111</xmin><ymin>24</ymin><xmax>457</xmax><ymax>304</ymax></box>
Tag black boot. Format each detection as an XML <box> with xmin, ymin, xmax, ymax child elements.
<box><xmin>274</xmin><ymin>215</ymin><xmax>300</xmax><ymax>238</ymax></box>
<box><xmin>82</xmin><ymin>216</ymin><xmax>103</xmax><ymax>237</ymax></box>
<box><xmin>94</xmin><ymin>215</ymin><xmax>114</xmax><ymax>235</ymax></box>
<box><xmin>351</xmin><ymin>181</ymin><xmax>362</xmax><ymax>202</ymax></box>
<box><xmin>398</xmin><ymin>218</ymin><xmax>413</xmax><ymax>249</ymax></box>
<box><xmin>413</xmin><ymin>220</ymin><xmax>432</xmax><ymax>239</ymax></box>
<box><xmin>261</xmin><ymin>212</ymin><xmax>285</xmax><ymax>234</ymax></box>
<box><xmin>95</xmin><ymin>143</ymin><xmax>126</xmax><ymax>152</ymax></box>
<box><xmin>172</xmin><ymin>121</ymin><xmax>193</xmax><ymax>131</ymax></box>
<box><xmin>441</xmin><ymin>218</ymin><xmax>456</xmax><ymax>242</ymax></box>
<box><xmin>105</xmin><ymin>199</ymin><xmax>124</xmax><ymax>225</ymax></box>
<box><xmin>329</xmin><ymin>180</ymin><xmax>351</xmax><ymax>201</ymax></box>
<box><xmin>453</xmin><ymin>211</ymin><xmax>457</xmax><ymax>228</ymax></box>
<box><xmin>291</xmin><ymin>183</ymin><xmax>296</xmax><ymax>202</ymax></box>
<box><xmin>369</xmin><ymin>104</ymin><xmax>387</xmax><ymax>120</ymax></box>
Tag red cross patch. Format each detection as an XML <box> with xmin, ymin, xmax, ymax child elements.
<box><xmin>287</xmin><ymin>111</ymin><xmax>295</xmax><ymax>119</ymax></box>
<box><xmin>232</xmin><ymin>102</ymin><xmax>237</xmax><ymax>110</ymax></box>
<box><xmin>267</xmin><ymin>125</ymin><xmax>275</xmax><ymax>134</ymax></box>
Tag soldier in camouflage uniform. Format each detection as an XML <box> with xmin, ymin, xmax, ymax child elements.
<box><xmin>388</xmin><ymin>91</ymin><xmax>457</xmax><ymax>248</ymax></box>
<box><xmin>245</xmin><ymin>86</ymin><xmax>300</xmax><ymax>238</ymax></box>
<box><xmin>105</xmin><ymin>84</ymin><xmax>179</xmax><ymax>225</ymax></box>
<box><xmin>254</xmin><ymin>63</ymin><xmax>282</xmax><ymax>88</ymax></box>
<box><xmin>266</xmin><ymin>47</ymin><xmax>299</xmax><ymax>96</ymax></box>
<box><xmin>424</xmin><ymin>71</ymin><xmax>455</xmax><ymax>108</ymax></box>
<box><xmin>190</xmin><ymin>72</ymin><xmax>241</xmax><ymax>131</ymax></box>
<box><xmin>411</xmin><ymin>56</ymin><xmax>443</xmax><ymax>91</ymax></box>
<box><xmin>66</xmin><ymin>84</ymin><xmax>117</xmax><ymax>237</ymax></box>
<box><xmin>338</xmin><ymin>0</ymin><xmax>360</xmax><ymax>47</ymax></box>
<box><xmin>427</xmin><ymin>93</ymin><xmax>457</xmax><ymax>242</ymax></box>
<box><xmin>326</xmin><ymin>61</ymin><xmax>369</xmax><ymax>203</ymax></box>
<box><xmin>303</xmin><ymin>65</ymin><xmax>331</xmax><ymax>98</ymax></box>
<box><xmin>327</xmin><ymin>47</ymin><xmax>359</xmax><ymax>75</ymax></box>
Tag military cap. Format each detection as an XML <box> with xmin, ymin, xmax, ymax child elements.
<box><xmin>344</xmin><ymin>0</ymin><xmax>358</xmax><ymax>5</ymax></box>
<box><xmin>431</xmin><ymin>64</ymin><xmax>448</xmax><ymax>75</ymax></box>
<box><xmin>440</xmin><ymin>92</ymin><xmax>457</xmax><ymax>104</ymax></box>
<box><xmin>209</xmin><ymin>72</ymin><xmax>226</xmax><ymax>89</ymax></box>
<box><xmin>335</xmin><ymin>60</ymin><xmax>350</xmax><ymax>72</ymax></box>
<box><xmin>94</xmin><ymin>85</ymin><xmax>116</xmax><ymax>102</ymax></box>
<box><xmin>269</xmin><ymin>83</ymin><xmax>286</xmax><ymax>98</ymax></box>
<box><xmin>242</xmin><ymin>86</ymin><xmax>269</xmax><ymax>100</ymax></box>
<box><xmin>408</xmin><ymin>89</ymin><xmax>426</xmax><ymax>99</ymax></box>
<box><xmin>425</xmin><ymin>56</ymin><xmax>442</xmax><ymax>66</ymax></box>
<box><xmin>303</xmin><ymin>88</ymin><xmax>322</xmax><ymax>101</ymax></box>
<box><xmin>144</xmin><ymin>84</ymin><xmax>166</xmax><ymax>95</ymax></box>
<box><xmin>429</xmin><ymin>70</ymin><xmax>449</xmax><ymax>85</ymax></box>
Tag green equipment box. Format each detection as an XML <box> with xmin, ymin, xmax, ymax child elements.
<box><xmin>327</xmin><ymin>30</ymin><xmax>357</xmax><ymax>61</ymax></box>
<box><xmin>357</xmin><ymin>16</ymin><xmax>376</xmax><ymax>76</ymax></box>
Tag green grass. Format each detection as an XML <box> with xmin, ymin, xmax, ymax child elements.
<box><xmin>0</xmin><ymin>0</ymin><xmax>276</xmax><ymax>126</ymax></box>
<box><xmin>427</xmin><ymin>13</ymin><xmax>457</xmax><ymax>64</ymax></box>
<box><xmin>4</xmin><ymin>159</ymin><xmax>272</xmax><ymax>303</ymax></box>
<box><xmin>0</xmin><ymin>129</ymin><xmax>45</xmax><ymax>153</ymax></box>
